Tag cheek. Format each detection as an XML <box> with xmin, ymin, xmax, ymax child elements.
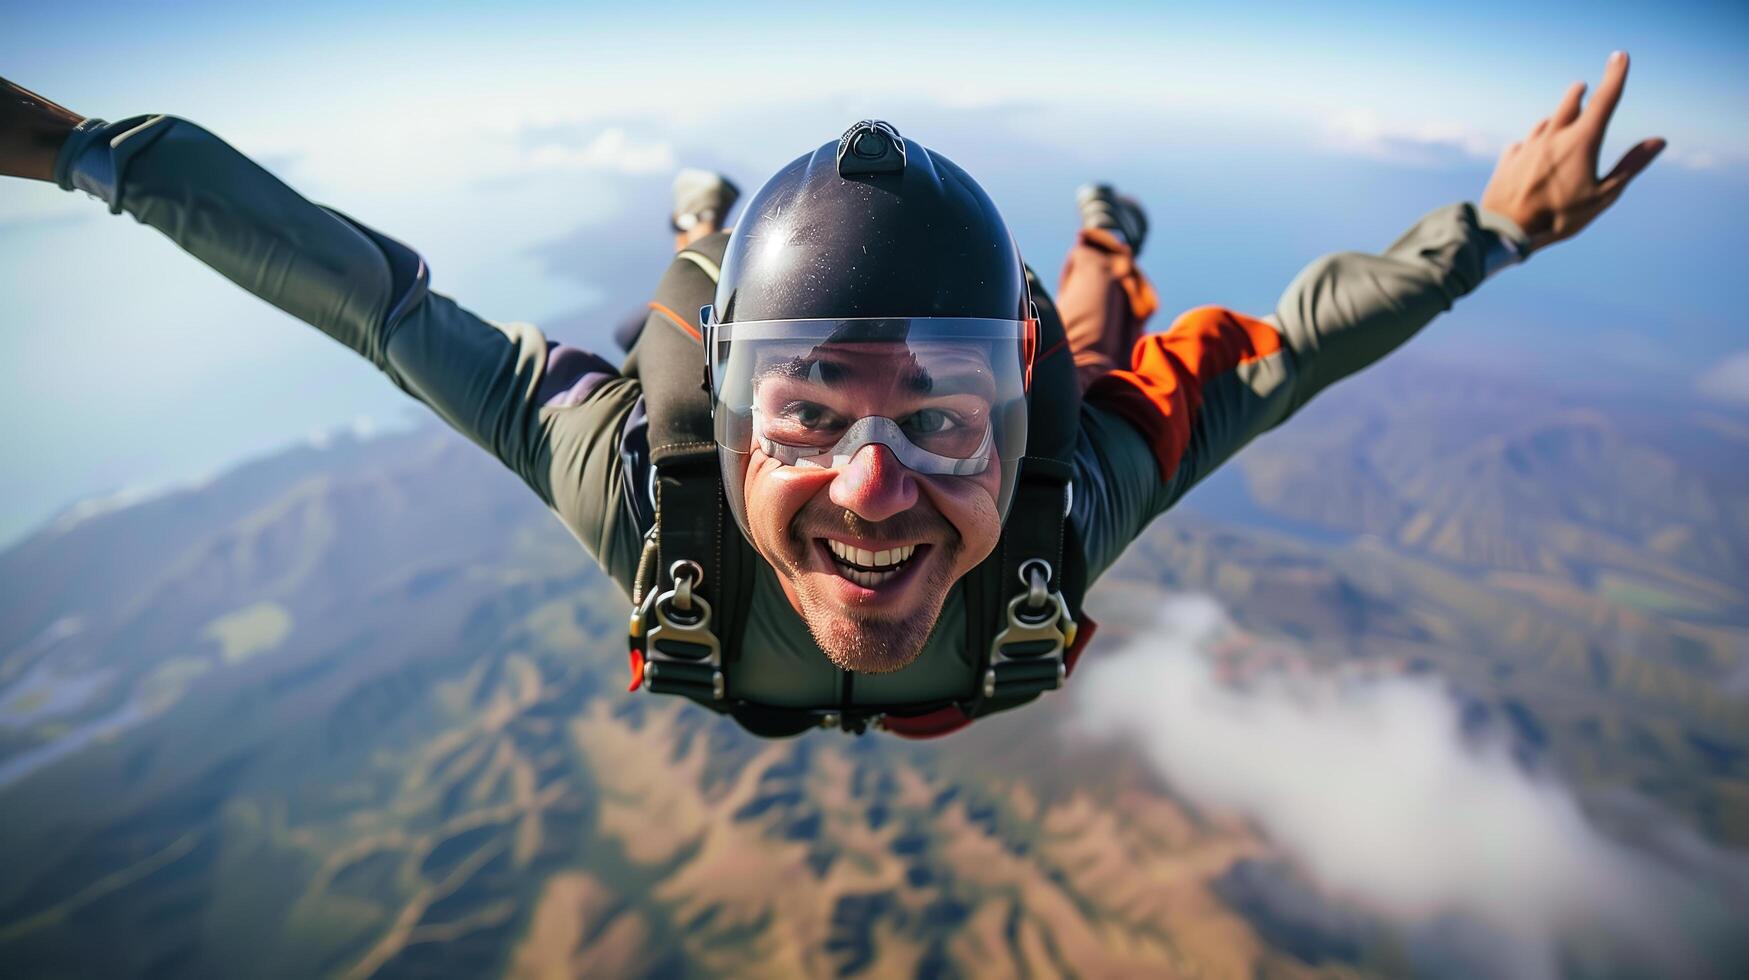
<box><xmin>919</xmin><ymin>471</ymin><xmax>1004</xmax><ymax>567</ymax></box>
<box><xmin>743</xmin><ymin>453</ymin><xmax>829</xmax><ymax>553</ymax></box>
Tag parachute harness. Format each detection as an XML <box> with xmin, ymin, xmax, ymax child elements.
<box><xmin>624</xmin><ymin>221</ymin><xmax>1093</xmax><ymax>739</ymax></box>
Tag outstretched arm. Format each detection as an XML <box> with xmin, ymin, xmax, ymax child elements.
<box><xmin>1277</xmin><ymin>51</ymin><xmax>1664</xmax><ymax>417</ymax></box>
<box><xmin>1073</xmin><ymin>52</ymin><xmax>1663</xmax><ymax>579</ymax></box>
<box><xmin>1</xmin><ymin>80</ymin><xmax>649</xmax><ymax>588</ymax></box>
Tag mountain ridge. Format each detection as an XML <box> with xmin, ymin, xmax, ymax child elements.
<box><xmin>2</xmin><ymin>359</ymin><xmax>1745</xmax><ymax>976</ymax></box>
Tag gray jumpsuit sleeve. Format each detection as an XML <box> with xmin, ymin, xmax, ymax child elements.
<box><xmin>54</xmin><ymin>115</ymin><xmax>647</xmax><ymax>590</ymax></box>
<box><xmin>1072</xmin><ymin>202</ymin><xmax>1530</xmax><ymax>583</ymax></box>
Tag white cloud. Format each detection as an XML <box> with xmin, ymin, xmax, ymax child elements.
<box><xmin>1696</xmin><ymin>351</ymin><xmax>1749</xmax><ymax>406</ymax></box>
<box><xmin>1074</xmin><ymin>594</ymin><xmax>1739</xmax><ymax>979</ymax></box>
<box><xmin>1665</xmin><ymin>147</ymin><xmax>1723</xmax><ymax>172</ymax></box>
<box><xmin>1321</xmin><ymin>107</ymin><xmax>1498</xmax><ymax>168</ymax></box>
<box><xmin>1321</xmin><ymin>109</ymin><xmax>1736</xmax><ymax>176</ymax></box>
<box><xmin>303</xmin><ymin>413</ymin><xmax>406</xmax><ymax>450</ymax></box>
<box><xmin>520</xmin><ymin>129</ymin><xmax>678</xmax><ymax>177</ymax></box>
<box><xmin>49</xmin><ymin>478</ymin><xmax>208</xmax><ymax>536</ymax></box>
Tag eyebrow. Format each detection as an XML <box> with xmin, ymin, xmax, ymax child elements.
<box><xmin>760</xmin><ymin>355</ymin><xmax>939</xmax><ymax>394</ymax></box>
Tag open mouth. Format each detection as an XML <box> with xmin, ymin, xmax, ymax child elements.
<box><xmin>822</xmin><ymin>539</ymin><xmax>925</xmax><ymax>588</ymax></box>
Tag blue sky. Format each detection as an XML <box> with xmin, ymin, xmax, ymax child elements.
<box><xmin>2</xmin><ymin>0</ymin><xmax>1746</xmax><ymax>545</ymax></box>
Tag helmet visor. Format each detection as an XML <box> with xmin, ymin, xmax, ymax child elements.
<box><xmin>711</xmin><ymin>317</ymin><xmax>1031</xmax><ymax>519</ymax></box>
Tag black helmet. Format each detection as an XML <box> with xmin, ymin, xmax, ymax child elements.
<box><xmin>712</xmin><ymin>120</ymin><xmax>1033</xmax><ymax>322</ymax></box>
<box><xmin>704</xmin><ymin>121</ymin><xmax>1038</xmax><ymax>536</ymax></box>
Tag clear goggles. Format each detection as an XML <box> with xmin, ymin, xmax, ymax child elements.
<box><xmin>707</xmin><ymin>316</ymin><xmax>1034</xmax><ymax>521</ymax></box>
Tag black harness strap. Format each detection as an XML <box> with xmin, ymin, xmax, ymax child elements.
<box><xmin>624</xmin><ymin>233</ymin><xmax>756</xmax><ymax>709</ymax></box>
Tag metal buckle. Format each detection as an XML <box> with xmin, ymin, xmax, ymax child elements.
<box><xmin>814</xmin><ymin>710</ymin><xmax>881</xmax><ymax>735</ymax></box>
<box><xmin>985</xmin><ymin>560</ymin><xmax>1074</xmax><ymax>699</ymax></box>
<box><xmin>641</xmin><ymin>560</ymin><xmax>725</xmax><ymax>700</ymax></box>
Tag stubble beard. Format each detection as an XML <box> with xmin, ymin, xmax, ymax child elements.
<box><xmin>782</xmin><ymin>506</ymin><xmax>962</xmax><ymax>675</ymax></box>
<box><xmin>796</xmin><ymin>547</ymin><xmax>958</xmax><ymax>674</ymax></box>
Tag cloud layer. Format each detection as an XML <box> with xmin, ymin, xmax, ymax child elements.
<box><xmin>1320</xmin><ymin>108</ymin><xmax>1498</xmax><ymax>168</ymax></box>
<box><xmin>1696</xmin><ymin>350</ymin><xmax>1749</xmax><ymax>406</ymax></box>
<box><xmin>520</xmin><ymin>128</ymin><xmax>679</xmax><ymax>177</ymax></box>
<box><xmin>1074</xmin><ymin>594</ymin><xmax>1740</xmax><ymax>978</ymax></box>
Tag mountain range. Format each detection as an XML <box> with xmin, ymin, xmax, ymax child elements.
<box><xmin>1</xmin><ymin>356</ymin><xmax>1744</xmax><ymax>977</ymax></box>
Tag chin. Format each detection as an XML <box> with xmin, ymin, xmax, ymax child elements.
<box><xmin>794</xmin><ymin>559</ymin><xmax>957</xmax><ymax>674</ymax></box>
<box><xmin>809</xmin><ymin>612</ymin><xmax>935</xmax><ymax>674</ymax></box>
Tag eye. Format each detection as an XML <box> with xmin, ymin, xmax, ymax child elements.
<box><xmin>901</xmin><ymin>408</ymin><xmax>960</xmax><ymax>435</ymax></box>
<box><xmin>781</xmin><ymin>400</ymin><xmax>841</xmax><ymax>430</ymax></box>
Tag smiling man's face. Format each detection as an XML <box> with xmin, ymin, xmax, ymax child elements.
<box><xmin>733</xmin><ymin>341</ymin><xmax>1006</xmax><ymax>673</ymax></box>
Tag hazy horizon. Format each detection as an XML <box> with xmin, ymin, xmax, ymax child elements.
<box><xmin>3</xmin><ymin>0</ymin><xmax>1747</xmax><ymax>547</ymax></box>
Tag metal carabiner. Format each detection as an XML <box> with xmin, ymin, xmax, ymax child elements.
<box><xmin>640</xmin><ymin>558</ymin><xmax>724</xmax><ymax>700</ymax></box>
<box><xmin>986</xmin><ymin>559</ymin><xmax>1075</xmax><ymax>698</ymax></box>
<box><xmin>669</xmin><ymin>559</ymin><xmax>703</xmax><ymax>615</ymax></box>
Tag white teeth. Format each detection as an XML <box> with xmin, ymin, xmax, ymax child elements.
<box><xmin>847</xmin><ymin>567</ymin><xmax>897</xmax><ymax>587</ymax></box>
<box><xmin>825</xmin><ymin>540</ymin><xmax>920</xmax><ymax>579</ymax></box>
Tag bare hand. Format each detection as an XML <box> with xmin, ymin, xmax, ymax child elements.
<box><xmin>0</xmin><ymin>77</ymin><xmax>85</xmax><ymax>182</ymax></box>
<box><xmin>1480</xmin><ymin>51</ymin><xmax>1665</xmax><ymax>252</ymax></box>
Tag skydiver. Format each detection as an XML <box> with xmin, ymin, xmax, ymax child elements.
<box><xmin>0</xmin><ymin>53</ymin><xmax>1664</xmax><ymax>737</ymax></box>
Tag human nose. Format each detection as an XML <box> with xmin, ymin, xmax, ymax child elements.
<box><xmin>827</xmin><ymin>443</ymin><xmax>919</xmax><ymax>522</ymax></box>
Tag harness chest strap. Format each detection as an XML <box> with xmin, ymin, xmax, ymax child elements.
<box><xmin>624</xmin><ymin>235</ymin><xmax>753</xmax><ymax>710</ymax></box>
<box><xmin>630</xmin><ymin>457</ymin><xmax>727</xmax><ymax>703</ymax></box>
